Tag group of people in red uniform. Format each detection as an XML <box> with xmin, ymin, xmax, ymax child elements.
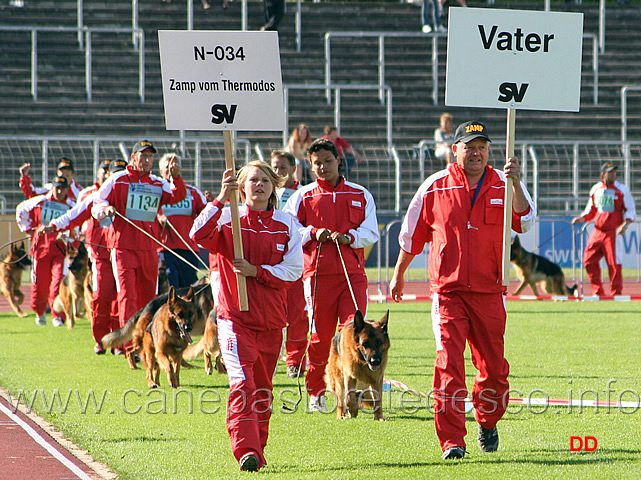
<box><xmin>32</xmin><ymin>121</ymin><xmax>636</xmax><ymax>468</ymax></box>
<box><xmin>16</xmin><ymin>142</ymin><xmax>199</xmax><ymax>357</ymax></box>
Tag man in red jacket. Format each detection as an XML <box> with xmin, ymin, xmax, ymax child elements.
<box><xmin>157</xmin><ymin>153</ymin><xmax>207</xmax><ymax>289</ymax></box>
<box><xmin>92</xmin><ymin>140</ymin><xmax>186</xmax><ymax>355</ymax></box>
<box><xmin>571</xmin><ymin>162</ymin><xmax>636</xmax><ymax>295</ymax></box>
<box><xmin>283</xmin><ymin>138</ymin><xmax>379</xmax><ymax>412</ymax></box>
<box><xmin>390</xmin><ymin>121</ymin><xmax>536</xmax><ymax>460</ymax></box>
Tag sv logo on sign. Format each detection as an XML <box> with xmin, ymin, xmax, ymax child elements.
<box><xmin>211</xmin><ymin>104</ymin><xmax>238</xmax><ymax>124</ymax></box>
<box><xmin>498</xmin><ymin>82</ymin><xmax>529</xmax><ymax>103</ymax></box>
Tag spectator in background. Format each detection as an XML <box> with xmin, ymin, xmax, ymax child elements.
<box><xmin>271</xmin><ymin>150</ymin><xmax>308</xmax><ymax>378</ymax></box>
<box><xmin>19</xmin><ymin>158</ymin><xmax>83</xmax><ymax>202</ymax></box>
<box><xmin>260</xmin><ymin>0</ymin><xmax>285</xmax><ymax>31</ymax></box>
<box><xmin>434</xmin><ymin>112</ymin><xmax>455</xmax><ymax>164</ymax></box>
<box><xmin>287</xmin><ymin>123</ymin><xmax>314</xmax><ymax>184</ymax></box>
<box><xmin>322</xmin><ymin>126</ymin><xmax>362</xmax><ymax>178</ymax></box>
<box><xmin>157</xmin><ymin>153</ymin><xmax>208</xmax><ymax>289</ymax></box>
<box><xmin>283</xmin><ymin>138</ymin><xmax>379</xmax><ymax>413</ymax></box>
<box><xmin>17</xmin><ymin>176</ymin><xmax>74</xmax><ymax>327</ymax></box>
<box><xmin>571</xmin><ymin>162</ymin><xmax>636</xmax><ymax>296</ymax></box>
<box><xmin>421</xmin><ymin>0</ymin><xmax>466</xmax><ymax>33</ymax></box>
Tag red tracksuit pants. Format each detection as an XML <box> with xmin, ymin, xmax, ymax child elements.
<box><xmin>30</xmin><ymin>248</ymin><xmax>66</xmax><ymax>321</ymax></box>
<box><xmin>285</xmin><ymin>279</ymin><xmax>308</xmax><ymax>371</ymax></box>
<box><xmin>303</xmin><ymin>273</ymin><xmax>368</xmax><ymax>397</ymax></box>
<box><xmin>217</xmin><ymin>318</ymin><xmax>282</xmax><ymax>470</ymax></box>
<box><xmin>431</xmin><ymin>291</ymin><xmax>509</xmax><ymax>451</ymax></box>
<box><xmin>90</xmin><ymin>254</ymin><xmax>119</xmax><ymax>343</ymax></box>
<box><xmin>583</xmin><ymin>228</ymin><xmax>622</xmax><ymax>295</ymax></box>
<box><xmin>111</xmin><ymin>248</ymin><xmax>158</xmax><ymax>328</ymax></box>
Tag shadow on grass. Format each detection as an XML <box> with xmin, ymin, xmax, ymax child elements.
<box><xmin>267</xmin><ymin>450</ymin><xmax>641</xmax><ymax>474</ymax></box>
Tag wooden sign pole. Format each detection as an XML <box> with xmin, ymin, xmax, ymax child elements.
<box><xmin>501</xmin><ymin>108</ymin><xmax>516</xmax><ymax>287</ymax></box>
<box><xmin>223</xmin><ymin>130</ymin><xmax>249</xmax><ymax>311</ymax></box>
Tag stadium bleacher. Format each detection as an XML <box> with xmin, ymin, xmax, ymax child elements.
<box><xmin>0</xmin><ymin>0</ymin><xmax>640</xmax><ymax>213</ymax></box>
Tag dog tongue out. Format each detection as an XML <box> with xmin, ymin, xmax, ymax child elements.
<box><xmin>184</xmin><ymin>331</ymin><xmax>193</xmax><ymax>344</ymax></box>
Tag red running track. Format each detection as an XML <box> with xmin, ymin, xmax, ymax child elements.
<box><xmin>0</xmin><ymin>391</ymin><xmax>114</xmax><ymax>479</ymax></box>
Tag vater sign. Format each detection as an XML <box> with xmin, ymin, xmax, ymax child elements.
<box><xmin>158</xmin><ymin>30</ymin><xmax>285</xmax><ymax>131</ymax></box>
<box><xmin>445</xmin><ymin>8</ymin><xmax>583</xmax><ymax>112</ymax></box>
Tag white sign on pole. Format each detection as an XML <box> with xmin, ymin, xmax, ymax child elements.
<box><xmin>445</xmin><ymin>8</ymin><xmax>584</xmax><ymax>112</ymax></box>
<box><xmin>158</xmin><ymin>30</ymin><xmax>285</xmax><ymax>131</ymax></box>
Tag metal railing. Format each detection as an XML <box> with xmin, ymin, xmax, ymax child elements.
<box><xmin>0</xmin><ymin>26</ymin><xmax>145</xmax><ymax>102</ymax></box>
<box><xmin>325</xmin><ymin>32</ymin><xmax>600</xmax><ymax>106</ymax></box>
<box><xmin>282</xmin><ymin>84</ymin><xmax>393</xmax><ymax>150</ymax></box>
<box><xmin>407</xmin><ymin>139</ymin><xmax>641</xmax><ymax>214</ymax></box>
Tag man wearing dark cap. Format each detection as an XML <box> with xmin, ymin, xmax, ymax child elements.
<box><xmin>19</xmin><ymin>157</ymin><xmax>83</xmax><ymax>202</ymax></box>
<box><xmin>390</xmin><ymin>121</ymin><xmax>536</xmax><ymax>460</ymax></box>
<box><xmin>92</xmin><ymin>140</ymin><xmax>186</xmax><ymax>360</ymax></box>
<box><xmin>17</xmin><ymin>176</ymin><xmax>74</xmax><ymax>327</ymax></box>
<box><xmin>43</xmin><ymin>160</ymin><xmax>127</xmax><ymax>352</ymax></box>
<box><xmin>571</xmin><ymin>162</ymin><xmax>636</xmax><ymax>296</ymax></box>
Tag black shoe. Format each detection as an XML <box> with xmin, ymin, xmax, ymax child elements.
<box><xmin>478</xmin><ymin>425</ymin><xmax>499</xmax><ymax>452</ymax></box>
<box><xmin>442</xmin><ymin>446</ymin><xmax>466</xmax><ymax>460</ymax></box>
<box><xmin>239</xmin><ymin>452</ymin><xmax>259</xmax><ymax>472</ymax></box>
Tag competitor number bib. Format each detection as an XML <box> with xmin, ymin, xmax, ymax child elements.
<box><xmin>126</xmin><ymin>183</ymin><xmax>163</xmax><ymax>222</ymax></box>
<box><xmin>41</xmin><ymin>201</ymin><xmax>70</xmax><ymax>226</ymax></box>
<box><xmin>162</xmin><ymin>195</ymin><xmax>192</xmax><ymax>217</ymax></box>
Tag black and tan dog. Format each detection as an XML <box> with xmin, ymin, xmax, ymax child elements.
<box><xmin>53</xmin><ymin>241</ymin><xmax>89</xmax><ymax>329</ymax></box>
<box><xmin>142</xmin><ymin>286</ymin><xmax>196</xmax><ymax>388</ymax></box>
<box><xmin>100</xmin><ymin>278</ymin><xmax>213</xmax><ymax>369</ymax></box>
<box><xmin>0</xmin><ymin>241</ymin><xmax>31</xmax><ymax>317</ymax></box>
<box><xmin>183</xmin><ymin>310</ymin><xmax>226</xmax><ymax>375</ymax></box>
<box><xmin>325</xmin><ymin>310</ymin><xmax>390</xmax><ymax>421</ymax></box>
<box><xmin>510</xmin><ymin>235</ymin><xmax>577</xmax><ymax>297</ymax></box>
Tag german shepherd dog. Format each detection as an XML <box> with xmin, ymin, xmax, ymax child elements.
<box><xmin>510</xmin><ymin>236</ymin><xmax>578</xmax><ymax>297</ymax></box>
<box><xmin>325</xmin><ymin>310</ymin><xmax>390</xmax><ymax>421</ymax></box>
<box><xmin>100</xmin><ymin>279</ymin><xmax>213</xmax><ymax>369</ymax></box>
<box><xmin>183</xmin><ymin>310</ymin><xmax>226</xmax><ymax>375</ymax></box>
<box><xmin>0</xmin><ymin>241</ymin><xmax>31</xmax><ymax>317</ymax></box>
<box><xmin>53</xmin><ymin>241</ymin><xmax>89</xmax><ymax>329</ymax></box>
<box><xmin>142</xmin><ymin>286</ymin><xmax>196</xmax><ymax>388</ymax></box>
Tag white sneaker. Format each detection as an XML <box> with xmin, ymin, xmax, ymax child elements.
<box><xmin>52</xmin><ymin>317</ymin><xmax>64</xmax><ymax>327</ymax></box>
<box><xmin>35</xmin><ymin>314</ymin><xmax>46</xmax><ymax>326</ymax></box>
<box><xmin>422</xmin><ymin>25</ymin><xmax>432</xmax><ymax>33</ymax></box>
<box><xmin>309</xmin><ymin>395</ymin><xmax>327</xmax><ymax>412</ymax></box>
<box><xmin>437</xmin><ymin>25</ymin><xmax>447</xmax><ymax>33</ymax></box>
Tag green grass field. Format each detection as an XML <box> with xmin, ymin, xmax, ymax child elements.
<box><xmin>1</xmin><ymin>301</ymin><xmax>641</xmax><ymax>479</ymax></box>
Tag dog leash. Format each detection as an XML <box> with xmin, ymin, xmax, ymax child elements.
<box><xmin>0</xmin><ymin>237</ymin><xmax>32</xmax><ymax>265</ymax></box>
<box><xmin>163</xmin><ymin>217</ymin><xmax>210</xmax><ymax>271</ymax></box>
<box><xmin>113</xmin><ymin>210</ymin><xmax>203</xmax><ymax>274</ymax></box>
<box><xmin>531</xmin><ymin>223</ymin><xmax>572</xmax><ymax>253</ymax></box>
<box><xmin>333</xmin><ymin>236</ymin><xmax>359</xmax><ymax>311</ymax></box>
<box><xmin>282</xmin><ymin>241</ymin><xmax>322</xmax><ymax>413</ymax></box>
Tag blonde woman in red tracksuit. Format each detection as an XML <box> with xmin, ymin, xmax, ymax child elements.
<box><xmin>283</xmin><ymin>138</ymin><xmax>379</xmax><ymax>413</ymax></box>
<box><xmin>190</xmin><ymin>160</ymin><xmax>303</xmax><ymax>472</ymax></box>
<box><xmin>390</xmin><ymin>121</ymin><xmax>536</xmax><ymax>460</ymax></box>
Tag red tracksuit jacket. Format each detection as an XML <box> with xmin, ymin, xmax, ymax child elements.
<box><xmin>92</xmin><ymin>166</ymin><xmax>186</xmax><ymax>251</ymax></box>
<box><xmin>399</xmin><ymin>163</ymin><xmax>536</xmax><ymax>294</ymax></box>
<box><xmin>282</xmin><ymin>176</ymin><xmax>379</xmax><ymax>279</ymax></box>
<box><xmin>190</xmin><ymin>200</ymin><xmax>303</xmax><ymax>331</ymax></box>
